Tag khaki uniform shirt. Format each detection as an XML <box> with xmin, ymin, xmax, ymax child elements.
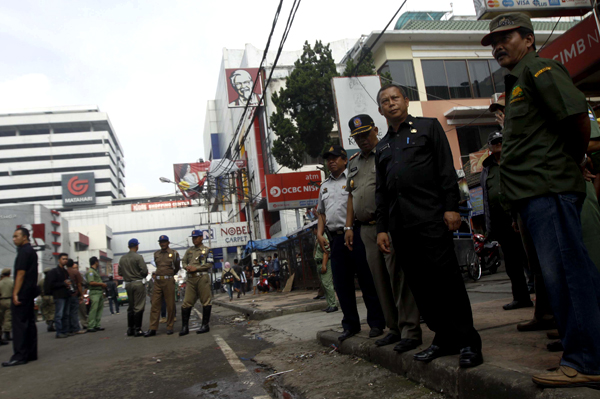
<box><xmin>346</xmin><ymin>150</ymin><xmax>377</xmax><ymax>223</ymax></box>
<box><xmin>182</xmin><ymin>245</ymin><xmax>213</xmax><ymax>273</ymax></box>
<box><xmin>118</xmin><ymin>251</ymin><xmax>148</xmax><ymax>282</ymax></box>
<box><xmin>501</xmin><ymin>52</ymin><xmax>587</xmax><ymax>203</ymax></box>
<box><xmin>87</xmin><ymin>267</ymin><xmax>103</xmax><ymax>292</ymax></box>
<box><xmin>0</xmin><ymin>277</ymin><xmax>13</xmax><ymax>299</ymax></box>
<box><xmin>317</xmin><ymin>170</ymin><xmax>349</xmax><ymax>231</ymax></box>
<box><xmin>153</xmin><ymin>248</ymin><xmax>181</xmax><ymax>276</ymax></box>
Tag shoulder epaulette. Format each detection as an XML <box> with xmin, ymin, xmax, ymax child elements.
<box><xmin>349</xmin><ymin>152</ymin><xmax>359</xmax><ymax>162</ymax></box>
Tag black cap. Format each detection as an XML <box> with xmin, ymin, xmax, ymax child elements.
<box><xmin>348</xmin><ymin>114</ymin><xmax>375</xmax><ymax>137</ymax></box>
<box><xmin>488</xmin><ymin>131</ymin><xmax>503</xmax><ymax>144</ymax></box>
<box><xmin>322</xmin><ymin>144</ymin><xmax>347</xmax><ymax>159</ymax></box>
<box><xmin>481</xmin><ymin>13</ymin><xmax>534</xmax><ymax>46</ymax></box>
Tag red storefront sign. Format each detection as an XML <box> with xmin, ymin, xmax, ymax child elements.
<box><xmin>265</xmin><ymin>171</ymin><xmax>322</xmax><ymax>211</ymax></box>
<box><xmin>131</xmin><ymin>200</ymin><xmax>192</xmax><ymax>212</ymax></box>
<box><xmin>113</xmin><ymin>263</ymin><xmax>122</xmax><ymax>280</ymax></box>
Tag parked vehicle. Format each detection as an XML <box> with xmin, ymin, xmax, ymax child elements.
<box><xmin>117</xmin><ymin>286</ymin><xmax>128</xmax><ymax>305</ymax></box>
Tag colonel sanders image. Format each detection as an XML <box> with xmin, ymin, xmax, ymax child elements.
<box><xmin>228</xmin><ymin>69</ymin><xmax>260</xmax><ymax>107</ymax></box>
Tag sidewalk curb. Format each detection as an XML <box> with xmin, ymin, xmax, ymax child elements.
<box><xmin>316</xmin><ymin>330</ymin><xmax>599</xmax><ymax>399</ymax></box>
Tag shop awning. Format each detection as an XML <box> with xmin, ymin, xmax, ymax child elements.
<box><xmin>444</xmin><ymin>106</ymin><xmax>496</xmax><ymax>125</ymax></box>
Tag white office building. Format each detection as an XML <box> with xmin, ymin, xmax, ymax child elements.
<box><xmin>0</xmin><ymin>105</ymin><xmax>126</xmax><ymax>208</ymax></box>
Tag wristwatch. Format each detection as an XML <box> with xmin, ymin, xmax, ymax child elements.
<box><xmin>344</xmin><ymin>226</ymin><xmax>353</xmax><ymax>231</ymax></box>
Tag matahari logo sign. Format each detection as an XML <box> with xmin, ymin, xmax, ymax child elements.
<box><xmin>62</xmin><ymin>173</ymin><xmax>96</xmax><ymax>206</ymax></box>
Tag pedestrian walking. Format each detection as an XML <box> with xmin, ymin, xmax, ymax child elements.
<box><xmin>244</xmin><ymin>266</ymin><xmax>252</xmax><ymax>293</ymax></box>
<box><xmin>222</xmin><ymin>262</ymin><xmax>240</xmax><ymax>302</ymax></box>
<box><xmin>252</xmin><ymin>259</ymin><xmax>261</xmax><ymax>295</ymax></box>
<box><xmin>37</xmin><ymin>268</ymin><xmax>55</xmax><ymax>332</ymax></box>
<box><xmin>311</xmin><ymin>226</ymin><xmax>337</xmax><ymax>312</ymax></box>
<box><xmin>118</xmin><ymin>238</ymin><xmax>149</xmax><ymax>337</ymax></box>
<box><xmin>481</xmin><ymin>13</ymin><xmax>600</xmax><ymax>387</ymax></box>
<box><xmin>375</xmin><ymin>84</ymin><xmax>482</xmax><ymax>367</ymax></box>
<box><xmin>345</xmin><ymin>114</ymin><xmax>422</xmax><ymax>352</ymax></box>
<box><xmin>2</xmin><ymin>228</ymin><xmax>38</xmax><ymax>367</ymax></box>
<box><xmin>0</xmin><ymin>268</ymin><xmax>14</xmax><ymax>345</ymax></box>
<box><xmin>106</xmin><ymin>276</ymin><xmax>119</xmax><ymax>315</ymax></box>
<box><xmin>145</xmin><ymin>235</ymin><xmax>180</xmax><ymax>337</ymax></box>
<box><xmin>317</xmin><ymin>144</ymin><xmax>386</xmax><ymax>342</ymax></box>
<box><xmin>45</xmin><ymin>253</ymin><xmax>72</xmax><ymax>338</ymax></box>
<box><xmin>180</xmin><ymin>230</ymin><xmax>214</xmax><ymax>336</ymax></box>
<box><xmin>66</xmin><ymin>259</ymin><xmax>86</xmax><ymax>334</ymax></box>
<box><xmin>86</xmin><ymin>257</ymin><xmax>107</xmax><ymax>333</ymax></box>
<box><xmin>72</xmin><ymin>262</ymin><xmax>89</xmax><ymax>330</ymax></box>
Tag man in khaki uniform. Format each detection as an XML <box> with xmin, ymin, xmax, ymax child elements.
<box><xmin>118</xmin><ymin>238</ymin><xmax>148</xmax><ymax>337</ymax></box>
<box><xmin>345</xmin><ymin>114</ymin><xmax>422</xmax><ymax>353</ymax></box>
<box><xmin>145</xmin><ymin>235</ymin><xmax>180</xmax><ymax>337</ymax></box>
<box><xmin>180</xmin><ymin>230</ymin><xmax>213</xmax><ymax>336</ymax></box>
<box><xmin>0</xmin><ymin>268</ymin><xmax>13</xmax><ymax>344</ymax></box>
<box><xmin>38</xmin><ymin>268</ymin><xmax>55</xmax><ymax>332</ymax></box>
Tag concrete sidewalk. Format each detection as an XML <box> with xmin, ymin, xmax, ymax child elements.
<box><xmin>212</xmin><ymin>289</ymin><xmax>363</xmax><ymax>320</ymax></box>
<box><xmin>317</xmin><ymin>298</ymin><xmax>600</xmax><ymax>399</ymax></box>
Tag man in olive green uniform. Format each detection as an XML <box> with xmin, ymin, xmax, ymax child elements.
<box><xmin>118</xmin><ymin>238</ymin><xmax>149</xmax><ymax>337</ymax></box>
<box><xmin>180</xmin><ymin>230</ymin><xmax>213</xmax><ymax>336</ymax></box>
<box><xmin>344</xmin><ymin>114</ymin><xmax>422</xmax><ymax>353</ymax></box>
<box><xmin>86</xmin><ymin>257</ymin><xmax>107</xmax><ymax>332</ymax></box>
<box><xmin>482</xmin><ymin>13</ymin><xmax>600</xmax><ymax>387</ymax></box>
<box><xmin>145</xmin><ymin>235</ymin><xmax>180</xmax><ymax>337</ymax></box>
<box><xmin>0</xmin><ymin>268</ymin><xmax>13</xmax><ymax>344</ymax></box>
<box><xmin>38</xmin><ymin>268</ymin><xmax>55</xmax><ymax>332</ymax></box>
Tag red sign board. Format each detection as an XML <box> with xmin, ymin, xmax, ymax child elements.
<box><xmin>539</xmin><ymin>15</ymin><xmax>600</xmax><ymax>83</ymax></box>
<box><xmin>265</xmin><ymin>171</ymin><xmax>322</xmax><ymax>211</ymax></box>
<box><xmin>131</xmin><ymin>200</ymin><xmax>192</xmax><ymax>212</ymax></box>
<box><xmin>113</xmin><ymin>263</ymin><xmax>122</xmax><ymax>280</ymax></box>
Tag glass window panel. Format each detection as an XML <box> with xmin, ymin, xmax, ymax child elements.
<box><xmin>445</xmin><ymin>61</ymin><xmax>472</xmax><ymax>99</ymax></box>
<box><xmin>468</xmin><ymin>60</ymin><xmax>494</xmax><ymax>98</ymax></box>
<box><xmin>422</xmin><ymin>60</ymin><xmax>449</xmax><ymax>100</ymax></box>
<box><xmin>379</xmin><ymin>60</ymin><xmax>420</xmax><ymax>101</ymax></box>
<box><xmin>489</xmin><ymin>59</ymin><xmax>508</xmax><ymax>94</ymax></box>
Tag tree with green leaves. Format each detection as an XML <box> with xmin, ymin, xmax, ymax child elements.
<box><xmin>270</xmin><ymin>40</ymin><xmax>339</xmax><ymax>170</ymax></box>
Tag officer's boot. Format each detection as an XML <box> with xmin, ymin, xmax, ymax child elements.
<box><xmin>127</xmin><ymin>313</ymin><xmax>135</xmax><ymax>336</ymax></box>
<box><xmin>196</xmin><ymin>306</ymin><xmax>212</xmax><ymax>334</ymax></box>
<box><xmin>179</xmin><ymin>307</ymin><xmax>191</xmax><ymax>336</ymax></box>
<box><xmin>134</xmin><ymin>312</ymin><xmax>145</xmax><ymax>337</ymax></box>
<box><xmin>47</xmin><ymin>320</ymin><xmax>56</xmax><ymax>332</ymax></box>
<box><xmin>0</xmin><ymin>333</ymin><xmax>6</xmax><ymax>346</ymax></box>
<box><xmin>2</xmin><ymin>332</ymin><xmax>11</xmax><ymax>341</ymax></box>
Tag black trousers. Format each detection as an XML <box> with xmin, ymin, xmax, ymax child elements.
<box><xmin>11</xmin><ymin>299</ymin><xmax>38</xmax><ymax>362</ymax></box>
<box><xmin>490</xmin><ymin>209</ymin><xmax>530</xmax><ymax>302</ymax></box>
<box><xmin>391</xmin><ymin>227</ymin><xmax>481</xmax><ymax>350</ymax></box>
<box><xmin>330</xmin><ymin>226</ymin><xmax>385</xmax><ymax>332</ymax></box>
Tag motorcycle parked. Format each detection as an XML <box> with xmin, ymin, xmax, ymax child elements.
<box><xmin>467</xmin><ymin>234</ymin><xmax>501</xmax><ymax>280</ymax></box>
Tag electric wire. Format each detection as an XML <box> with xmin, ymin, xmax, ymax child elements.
<box><xmin>538</xmin><ymin>17</ymin><xmax>562</xmax><ymax>53</ymax></box>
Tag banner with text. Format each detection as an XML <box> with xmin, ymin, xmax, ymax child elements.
<box><xmin>265</xmin><ymin>171</ymin><xmax>322</xmax><ymax>211</ymax></box>
<box><xmin>197</xmin><ymin>222</ymin><xmax>251</xmax><ymax>248</ymax></box>
<box><xmin>131</xmin><ymin>200</ymin><xmax>192</xmax><ymax>212</ymax></box>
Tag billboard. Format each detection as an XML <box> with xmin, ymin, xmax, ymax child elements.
<box><xmin>265</xmin><ymin>171</ymin><xmax>322</xmax><ymax>211</ymax></box>
<box><xmin>173</xmin><ymin>162</ymin><xmax>211</xmax><ymax>198</ymax></box>
<box><xmin>225</xmin><ymin>68</ymin><xmax>263</xmax><ymax>108</ymax></box>
<box><xmin>197</xmin><ymin>222</ymin><xmax>251</xmax><ymax>248</ymax></box>
<box><xmin>332</xmin><ymin>76</ymin><xmax>389</xmax><ymax>153</ymax></box>
<box><xmin>474</xmin><ymin>0</ymin><xmax>591</xmax><ymax>19</ymax></box>
<box><xmin>62</xmin><ymin>173</ymin><xmax>96</xmax><ymax>206</ymax></box>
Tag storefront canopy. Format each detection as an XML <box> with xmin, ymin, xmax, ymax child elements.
<box><xmin>243</xmin><ymin>237</ymin><xmax>288</xmax><ymax>254</ymax></box>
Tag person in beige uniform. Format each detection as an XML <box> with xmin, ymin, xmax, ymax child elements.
<box><xmin>145</xmin><ymin>235</ymin><xmax>180</xmax><ymax>337</ymax></box>
<box><xmin>344</xmin><ymin>114</ymin><xmax>422</xmax><ymax>353</ymax></box>
<box><xmin>180</xmin><ymin>230</ymin><xmax>214</xmax><ymax>336</ymax></box>
<box><xmin>38</xmin><ymin>268</ymin><xmax>55</xmax><ymax>332</ymax></box>
<box><xmin>0</xmin><ymin>268</ymin><xmax>14</xmax><ymax>344</ymax></box>
<box><xmin>118</xmin><ymin>238</ymin><xmax>148</xmax><ymax>337</ymax></box>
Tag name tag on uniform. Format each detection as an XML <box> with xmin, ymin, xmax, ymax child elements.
<box><xmin>350</xmin><ymin>167</ymin><xmax>357</xmax><ymax>172</ymax></box>
<box><xmin>379</xmin><ymin>143</ymin><xmax>390</xmax><ymax>152</ymax></box>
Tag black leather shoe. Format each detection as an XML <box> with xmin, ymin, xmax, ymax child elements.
<box><xmin>413</xmin><ymin>345</ymin><xmax>459</xmax><ymax>362</ymax></box>
<box><xmin>459</xmin><ymin>347</ymin><xmax>483</xmax><ymax>368</ymax></box>
<box><xmin>547</xmin><ymin>340</ymin><xmax>563</xmax><ymax>352</ymax></box>
<box><xmin>326</xmin><ymin>306</ymin><xmax>338</xmax><ymax>313</ymax></box>
<box><xmin>313</xmin><ymin>295</ymin><xmax>321</xmax><ymax>300</ymax></box>
<box><xmin>166</xmin><ymin>330</ymin><xmax>174</xmax><ymax>335</ymax></box>
<box><xmin>127</xmin><ymin>328</ymin><xmax>134</xmax><ymax>337</ymax></box>
<box><xmin>503</xmin><ymin>300</ymin><xmax>533</xmax><ymax>310</ymax></box>
<box><xmin>517</xmin><ymin>318</ymin><xmax>555</xmax><ymax>332</ymax></box>
<box><xmin>87</xmin><ymin>329</ymin><xmax>96</xmax><ymax>333</ymax></box>
<box><xmin>322</xmin><ymin>307</ymin><xmax>330</xmax><ymax>312</ymax></box>
<box><xmin>144</xmin><ymin>330</ymin><xmax>156</xmax><ymax>338</ymax></box>
<box><xmin>338</xmin><ymin>329</ymin><xmax>359</xmax><ymax>342</ymax></box>
<box><xmin>375</xmin><ymin>333</ymin><xmax>402</xmax><ymax>347</ymax></box>
<box><xmin>95</xmin><ymin>327</ymin><xmax>105</xmax><ymax>331</ymax></box>
<box><xmin>369</xmin><ymin>327</ymin><xmax>384</xmax><ymax>338</ymax></box>
<box><xmin>2</xmin><ymin>360</ymin><xmax>27</xmax><ymax>367</ymax></box>
<box><xmin>393</xmin><ymin>338</ymin><xmax>422</xmax><ymax>353</ymax></box>
<box><xmin>0</xmin><ymin>340</ymin><xmax>7</xmax><ymax>346</ymax></box>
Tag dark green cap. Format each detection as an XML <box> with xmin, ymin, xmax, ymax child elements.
<box><xmin>481</xmin><ymin>13</ymin><xmax>534</xmax><ymax>46</ymax></box>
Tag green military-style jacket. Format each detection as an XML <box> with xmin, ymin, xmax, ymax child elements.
<box><xmin>87</xmin><ymin>267</ymin><xmax>103</xmax><ymax>292</ymax></box>
<box><xmin>182</xmin><ymin>244</ymin><xmax>213</xmax><ymax>273</ymax></box>
<box><xmin>0</xmin><ymin>277</ymin><xmax>13</xmax><ymax>299</ymax></box>
<box><xmin>118</xmin><ymin>251</ymin><xmax>148</xmax><ymax>282</ymax></box>
<box><xmin>501</xmin><ymin>51</ymin><xmax>588</xmax><ymax>203</ymax></box>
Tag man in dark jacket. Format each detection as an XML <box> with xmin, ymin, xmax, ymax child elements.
<box><xmin>480</xmin><ymin>131</ymin><xmax>532</xmax><ymax>311</ymax></box>
<box><xmin>45</xmin><ymin>253</ymin><xmax>72</xmax><ymax>338</ymax></box>
<box><xmin>106</xmin><ymin>277</ymin><xmax>119</xmax><ymax>315</ymax></box>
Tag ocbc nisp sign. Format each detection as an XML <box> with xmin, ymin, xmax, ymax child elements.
<box><xmin>265</xmin><ymin>171</ymin><xmax>322</xmax><ymax>211</ymax></box>
<box><xmin>62</xmin><ymin>173</ymin><xmax>96</xmax><ymax>206</ymax></box>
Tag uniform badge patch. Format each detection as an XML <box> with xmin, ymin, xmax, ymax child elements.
<box><xmin>354</xmin><ymin>118</ymin><xmax>362</xmax><ymax>128</ymax></box>
<box><xmin>342</xmin><ymin>185</ymin><xmax>346</xmax><ymax>189</ymax></box>
<box><xmin>350</xmin><ymin>167</ymin><xmax>357</xmax><ymax>172</ymax></box>
<box><xmin>510</xmin><ymin>85</ymin><xmax>524</xmax><ymax>104</ymax></box>
<box><xmin>322</xmin><ymin>188</ymin><xmax>328</xmax><ymax>194</ymax></box>
<box><xmin>534</xmin><ymin>66</ymin><xmax>551</xmax><ymax>78</ymax></box>
<box><xmin>350</xmin><ymin>179</ymin><xmax>354</xmax><ymax>188</ymax></box>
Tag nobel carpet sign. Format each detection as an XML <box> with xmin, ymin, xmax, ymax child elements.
<box><xmin>265</xmin><ymin>171</ymin><xmax>322</xmax><ymax>211</ymax></box>
<box><xmin>61</xmin><ymin>173</ymin><xmax>96</xmax><ymax>206</ymax></box>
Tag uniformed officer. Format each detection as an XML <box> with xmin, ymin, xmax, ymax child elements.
<box><xmin>86</xmin><ymin>256</ymin><xmax>107</xmax><ymax>332</ymax></box>
<box><xmin>344</xmin><ymin>114</ymin><xmax>422</xmax><ymax>353</ymax></box>
<box><xmin>145</xmin><ymin>235</ymin><xmax>180</xmax><ymax>337</ymax></box>
<box><xmin>118</xmin><ymin>238</ymin><xmax>148</xmax><ymax>337</ymax></box>
<box><xmin>317</xmin><ymin>144</ymin><xmax>386</xmax><ymax>342</ymax></box>
<box><xmin>375</xmin><ymin>84</ymin><xmax>482</xmax><ymax>368</ymax></box>
<box><xmin>38</xmin><ymin>268</ymin><xmax>55</xmax><ymax>332</ymax></box>
<box><xmin>481</xmin><ymin>13</ymin><xmax>600</xmax><ymax>387</ymax></box>
<box><xmin>180</xmin><ymin>230</ymin><xmax>214</xmax><ymax>336</ymax></box>
<box><xmin>0</xmin><ymin>268</ymin><xmax>13</xmax><ymax>344</ymax></box>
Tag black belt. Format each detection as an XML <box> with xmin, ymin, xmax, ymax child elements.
<box><xmin>0</xmin><ymin>297</ymin><xmax>10</xmax><ymax>300</ymax></box>
<box><xmin>330</xmin><ymin>230</ymin><xmax>345</xmax><ymax>235</ymax></box>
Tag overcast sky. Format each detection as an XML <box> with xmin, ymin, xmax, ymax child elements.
<box><xmin>0</xmin><ymin>0</ymin><xmax>477</xmax><ymax>197</ymax></box>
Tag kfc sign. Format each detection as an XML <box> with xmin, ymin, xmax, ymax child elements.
<box><xmin>225</xmin><ymin>68</ymin><xmax>263</xmax><ymax>108</ymax></box>
<box><xmin>62</xmin><ymin>173</ymin><xmax>96</xmax><ymax>206</ymax></box>
<box><xmin>265</xmin><ymin>171</ymin><xmax>322</xmax><ymax>211</ymax></box>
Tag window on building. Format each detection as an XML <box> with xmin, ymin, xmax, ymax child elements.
<box><xmin>445</xmin><ymin>61</ymin><xmax>471</xmax><ymax>99</ymax></box>
<box><xmin>106</xmin><ymin>236</ymin><xmax>112</xmax><ymax>250</ymax></box>
<box><xmin>468</xmin><ymin>60</ymin><xmax>494</xmax><ymax>98</ymax></box>
<box><xmin>19</xmin><ymin>127</ymin><xmax>50</xmax><ymax>136</ymax></box>
<box><xmin>422</xmin><ymin>60</ymin><xmax>450</xmax><ymax>100</ymax></box>
<box><xmin>456</xmin><ymin>125</ymin><xmax>501</xmax><ymax>160</ymax></box>
<box><xmin>489</xmin><ymin>59</ymin><xmax>508</xmax><ymax>93</ymax></box>
<box><xmin>377</xmin><ymin>61</ymin><xmax>420</xmax><ymax>101</ymax></box>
